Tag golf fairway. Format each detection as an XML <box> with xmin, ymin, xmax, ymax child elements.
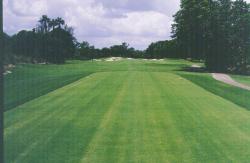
<box><xmin>5</xmin><ymin>71</ymin><xmax>250</xmax><ymax>162</ymax></box>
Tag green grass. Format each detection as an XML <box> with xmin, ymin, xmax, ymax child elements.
<box><xmin>179</xmin><ymin>72</ymin><xmax>250</xmax><ymax>110</ymax></box>
<box><xmin>4</xmin><ymin>59</ymin><xmax>192</xmax><ymax>110</ymax></box>
<box><xmin>4</xmin><ymin>63</ymin><xmax>92</xmax><ymax>110</ymax></box>
<box><xmin>4</xmin><ymin>58</ymin><xmax>250</xmax><ymax>162</ymax></box>
<box><xmin>231</xmin><ymin>74</ymin><xmax>250</xmax><ymax>87</ymax></box>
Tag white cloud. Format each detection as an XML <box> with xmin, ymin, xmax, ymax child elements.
<box><xmin>8</xmin><ymin>0</ymin><xmax>48</xmax><ymax>16</ymax></box>
<box><xmin>111</xmin><ymin>11</ymin><xmax>172</xmax><ymax>36</ymax></box>
<box><xmin>94</xmin><ymin>0</ymin><xmax>179</xmax><ymax>16</ymax></box>
<box><xmin>3</xmin><ymin>0</ymin><xmax>180</xmax><ymax>49</ymax></box>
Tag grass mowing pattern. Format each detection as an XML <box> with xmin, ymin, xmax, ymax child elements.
<box><xmin>4</xmin><ymin>63</ymin><xmax>92</xmax><ymax>110</ymax></box>
<box><xmin>179</xmin><ymin>72</ymin><xmax>250</xmax><ymax>110</ymax></box>
<box><xmin>5</xmin><ymin>68</ymin><xmax>250</xmax><ymax>162</ymax></box>
<box><xmin>4</xmin><ymin>59</ymin><xmax>193</xmax><ymax>111</ymax></box>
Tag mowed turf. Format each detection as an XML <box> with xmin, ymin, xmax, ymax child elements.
<box><xmin>4</xmin><ymin>59</ymin><xmax>192</xmax><ymax>110</ymax></box>
<box><xmin>4</xmin><ymin>68</ymin><xmax>250</xmax><ymax>162</ymax></box>
<box><xmin>4</xmin><ymin>63</ymin><xmax>92</xmax><ymax>110</ymax></box>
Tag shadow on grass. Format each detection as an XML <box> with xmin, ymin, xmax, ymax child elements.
<box><xmin>145</xmin><ymin>63</ymin><xmax>188</xmax><ymax>70</ymax></box>
<box><xmin>178</xmin><ymin>66</ymin><xmax>208</xmax><ymax>73</ymax></box>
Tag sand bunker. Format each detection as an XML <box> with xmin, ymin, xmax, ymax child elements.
<box><xmin>105</xmin><ymin>57</ymin><xmax>123</xmax><ymax>62</ymax></box>
<box><xmin>191</xmin><ymin>64</ymin><xmax>201</xmax><ymax>68</ymax></box>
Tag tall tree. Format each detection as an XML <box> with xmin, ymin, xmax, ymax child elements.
<box><xmin>173</xmin><ymin>0</ymin><xmax>250</xmax><ymax>74</ymax></box>
<box><xmin>172</xmin><ymin>0</ymin><xmax>210</xmax><ymax>60</ymax></box>
<box><xmin>55</xmin><ymin>17</ymin><xmax>65</xmax><ymax>29</ymax></box>
<box><xmin>7</xmin><ymin>16</ymin><xmax>76</xmax><ymax>64</ymax></box>
<box><xmin>49</xmin><ymin>19</ymin><xmax>57</xmax><ymax>31</ymax></box>
<box><xmin>146</xmin><ymin>40</ymin><xmax>178</xmax><ymax>59</ymax></box>
<box><xmin>230</xmin><ymin>0</ymin><xmax>250</xmax><ymax>73</ymax></box>
<box><xmin>38</xmin><ymin>15</ymin><xmax>51</xmax><ymax>33</ymax></box>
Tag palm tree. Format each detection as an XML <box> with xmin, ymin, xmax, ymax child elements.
<box><xmin>49</xmin><ymin>19</ymin><xmax>57</xmax><ymax>31</ymax></box>
<box><xmin>55</xmin><ymin>17</ymin><xmax>65</xmax><ymax>29</ymax></box>
<box><xmin>39</xmin><ymin>15</ymin><xmax>50</xmax><ymax>33</ymax></box>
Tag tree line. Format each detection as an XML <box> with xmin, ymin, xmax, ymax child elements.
<box><xmin>4</xmin><ymin>1</ymin><xmax>250</xmax><ymax>75</ymax></box>
<box><xmin>3</xmin><ymin>15</ymin><xmax>181</xmax><ymax>64</ymax></box>
<box><xmin>172</xmin><ymin>0</ymin><xmax>250</xmax><ymax>74</ymax></box>
<box><xmin>75</xmin><ymin>42</ymin><xmax>145</xmax><ymax>59</ymax></box>
<box><xmin>145</xmin><ymin>40</ymin><xmax>179</xmax><ymax>59</ymax></box>
<box><xmin>4</xmin><ymin>15</ymin><xmax>76</xmax><ymax>64</ymax></box>
<box><xmin>3</xmin><ymin>15</ymin><xmax>153</xmax><ymax>64</ymax></box>
<box><xmin>74</xmin><ymin>40</ymin><xmax>178</xmax><ymax>60</ymax></box>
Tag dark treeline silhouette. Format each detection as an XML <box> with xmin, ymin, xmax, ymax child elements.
<box><xmin>75</xmin><ymin>40</ymin><xmax>180</xmax><ymax>60</ymax></box>
<box><xmin>4</xmin><ymin>15</ymin><xmax>76</xmax><ymax>64</ymax></box>
<box><xmin>4</xmin><ymin>15</ymin><xmax>179</xmax><ymax>64</ymax></box>
<box><xmin>4</xmin><ymin>0</ymin><xmax>250</xmax><ymax>75</ymax></box>
<box><xmin>145</xmin><ymin>40</ymin><xmax>179</xmax><ymax>59</ymax></box>
<box><xmin>172</xmin><ymin>0</ymin><xmax>250</xmax><ymax>74</ymax></box>
<box><xmin>75</xmin><ymin>42</ymin><xmax>145</xmax><ymax>60</ymax></box>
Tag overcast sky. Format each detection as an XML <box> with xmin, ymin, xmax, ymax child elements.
<box><xmin>3</xmin><ymin>0</ymin><xmax>250</xmax><ymax>50</ymax></box>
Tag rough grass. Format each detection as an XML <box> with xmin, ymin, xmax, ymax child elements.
<box><xmin>231</xmin><ymin>74</ymin><xmax>250</xmax><ymax>87</ymax></box>
<box><xmin>179</xmin><ymin>72</ymin><xmax>250</xmax><ymax>110</ymax></box>
<box><xmin>4</xmin><ymin>59</ymin><xmax>250</xmax><ymax>162</ymax></box>
<box><xmin>4</xmin><ymin>63</ymin><xmax>92</xmax><ymax>110</ymax></box>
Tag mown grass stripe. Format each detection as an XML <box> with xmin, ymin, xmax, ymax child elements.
<box><xmin>4</xmin><ymin>59</ymin><xmax>250</xmax><ymax>162</ymax></box>
<box><xmin>5</xmin><ymin>72</ymin><xmax>117</xmax><ymax>162</ymax></box>
<box><xmin>80</xmin><ymin>71</ymin><xmax>132</xmax><ymax>163</ymax></box>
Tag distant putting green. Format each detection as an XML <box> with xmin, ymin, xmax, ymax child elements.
<box><xmin>4</xmin><ymin>59</ymin><xmax>250</xmax><ymax>162</ymax></box>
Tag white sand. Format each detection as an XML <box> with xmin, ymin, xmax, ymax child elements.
<box><xmin>191</xmin><ymin>64</ymin><xmax>201</xmax><ymax>68</ymax></box>
<box><xmin>4</xmin><ymin>71</ymin><xmax>12</xmax><ymax>75</ymax></box>
<box><xmin>105</xmin><ymin>57</ymin><xmax>123</xmax><ymax>62</ymax></box>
